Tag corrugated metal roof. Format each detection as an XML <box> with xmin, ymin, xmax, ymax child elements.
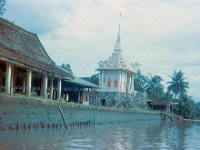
<box><xmin>65</xmin><ymin>77</ymin><xmax>99</xmax><ymax>88</ymax></box>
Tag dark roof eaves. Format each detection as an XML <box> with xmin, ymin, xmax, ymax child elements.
<box><xmin>0</xmin><ymin>44</ymin><xmax>51</xmax><ymax>68</ymax></box>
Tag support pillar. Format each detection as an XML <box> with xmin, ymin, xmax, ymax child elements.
<box><xmin>22</xmin><ymin>78</ymin><xmax>26</xmax><ymax>94</ymax></box>
<box><xmin>10</xmin><ymin>66</ymin><xmax>15</xmax><ymax>94</ymax></box>
<box><xmin>53</xmin><ymin>89</ymin><xmax>56</xmax><ymax>99</ymax></box>
<box><xmin>0</xmin><ymin>76</ymin><xmax>2</xmax><ymax>92</ymax></box>
<box><xmin>49</xmin><ymin>78</ymin><xmax>54</xmax><ymax>100</ymax></box>
<box><xmin>26</xmin><ymin>69</ymin><xmax>32</xmax><ymax>96</ymax></box>
<box><xmin>78</xmin><ymin>88</ymin><xmax>81</xmax><ymax>104</ymax></box>
<box><xmin>41</xmin><ymin>74</ymin><xmax>48</xmax><ymax>98</ymax></box>
<box><xmin>5</xmin><ymin>62</ymin><xmax>12</xmax><ymax>94</ymax></box>
<box><xmin>57</xmin><ymin>78</ymin><xmax>61</xmax><ymax>99</ymax></box>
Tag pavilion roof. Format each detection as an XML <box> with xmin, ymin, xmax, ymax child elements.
<box><xmin>147</xmin><ymin>100</ymin><xmax>170</xmax><ymax>107</ymax></box>
<box><xmin>0</xmin><ymin>17</ymin><xmax>71</xmax><ymax>78</ymax></box>
<box><xmin>65</xmin><ymin>77</ymin><xmax>99</xmax><ymax>88</ymax></box>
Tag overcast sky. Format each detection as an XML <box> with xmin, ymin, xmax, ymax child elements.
<box><xmin>3</xmin><ymin>0</ymin><xmax>200</xmax><ymax>101</ymax></box>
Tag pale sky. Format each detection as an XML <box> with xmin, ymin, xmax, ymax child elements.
<box><xmin>2</xmin><ymin>0</ymin><xmax>200</xmax><ymax>101</ymax></box>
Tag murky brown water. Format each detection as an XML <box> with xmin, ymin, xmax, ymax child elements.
<box><xmin>0</xmin><ymin>120</ymin><xmax>199</xmax><ymax>150</ymax></box>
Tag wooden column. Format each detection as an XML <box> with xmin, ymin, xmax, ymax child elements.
<box><xmin>78</xmin><ymin>87</ymin><xmax>81</xmax><ymax>104</ymax></box>
<box><xmin>26</xmin><ymin>69</ymin><xmax>32</xmax><ymax>96</ymax></box>
<box><xmin>41</xmin><ymin>74</ymin><xmax>48</xmax><ymax>98</ymax></box>
<box><xmin>49</xmin><ymin>78</ymin><xmax>54</xmax><ymax>100</ymax></box>
<box><xmin>0</xmin><ymin>75</ymin><xmax>2</xmax><ymax>92</ymax></box>
<box><xmin>22</xmin><ymin>78</ymin><xmax>26</xmax><ymax>94</ymax></box>
<box><xmin>57</xmin><ymin>78</ymin><xmax>61</xmax><ymax>99</ymax></box>
<box><xmin>10</xmin><ymin>66</ymin><xmax>15</xmax><ymax>94</ymax></box>
<box><xmin>5</xmin><ymin>62</ymin><xmax>12</xmax><ymax>94</ymax></box>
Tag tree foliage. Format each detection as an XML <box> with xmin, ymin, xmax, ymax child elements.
<box><xmin>61</xmin><ymin>63</ymin><xmax>73</xmax><ymax>75</ymax></box>
<box><xmin>89</xmin><ymin>73</ymin><xmax>99</xmax><ymax>85</ymax></box>
<box><xmin>166</xmin><ymin>70</ymin><xmax>196</xmax><ymax>119</ymax></box>
<box><xmin>144</xmin><ymin>74</ymin><xmax>164</xmax><ymax>100</ymax></box>
<box><xmin>132</xmin><ymin>63</ymin><xmax>146</xmax><ymax>92</ymax></box>
<box><xmin>130</xmin><ymin>64</ymin><xmax>198</xmax><ymax>119</ymax></box>
<box><xmin>0</xmin><ymin>0</ymin><xmax>6</xmax><ymax>16</ymax></box>
<box><xmin>167</xmin><ymin>70</ymin><xmax>189</xmax><ymax>100</ymax></box>
<box><xmin>176</xmin><ymin>95</ymin><xmax>196</xmax><ymax>119</ymax></box>
<box><xmin>195</xmin><ymin>102</ymin><xmax>200</xmax><ymax>119</ymax></box>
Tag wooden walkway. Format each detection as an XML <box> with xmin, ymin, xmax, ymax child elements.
<box><xmin>160</xmin><ymin>112</ymin><xmax>176</xmax><ymax>121</ymax></box>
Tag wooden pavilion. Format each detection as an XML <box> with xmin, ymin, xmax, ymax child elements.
<box><xmin>0</xmin><ymin>17</ymin><xmax>72</xmax><ymax>99</ymax></box>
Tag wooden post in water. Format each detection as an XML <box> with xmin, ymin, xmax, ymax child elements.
<box><xmin>58</xmin><ymin>106</ymin><xmax>68</xmax><ymax>129</ymax></box>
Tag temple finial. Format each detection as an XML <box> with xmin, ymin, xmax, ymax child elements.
<box><xmin>119</xmin><ymin>24</ymin><xmax>120</xmax><ymax>36</ymax></box>
<box><xmin>114</xmin><ymin>13</ymin><xmax>122</xmax><ymax>52</ymax></box>
<box><xmin>119</xmin><ymin>13</ymin><xmax>121</xmax><ymax>35</ymax></box>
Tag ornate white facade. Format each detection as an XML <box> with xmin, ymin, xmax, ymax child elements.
<box><xmin>97</xmin><ymin>28</ymin><xmax>135</xmax><ymax>94</ymax></box>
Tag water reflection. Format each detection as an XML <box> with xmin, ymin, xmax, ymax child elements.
<box><xmin>0</xmin><ymin>121</ymin><xmax>200</xmax><ymax>150</ymax></box>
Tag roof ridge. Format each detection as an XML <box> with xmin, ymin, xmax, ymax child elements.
<box><xmin>0</xmin><ymin>17</ymin><xmax>55</xmax><ymax>65</ymax></box>
<box><xmin>34</xmin><ymin>35</ymin><xmax>55</xmax><ymax>65</ymax></box>
<box><xmin>0</xmin><ymin>17</ymin><xmax>37</xmax><ymax>37</ymax></box>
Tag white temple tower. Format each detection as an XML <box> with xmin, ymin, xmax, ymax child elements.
<box><xmin>96</xmin><ymin>26</ymin><xmax>135</xmax><ymax>106</ymax></box>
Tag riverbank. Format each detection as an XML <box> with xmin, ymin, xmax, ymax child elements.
<box><xmin>184</xmin><ymin>119</ymin><xmax>200</xmax><ymax>122</ymax></box>
<box><xmin>0</xmin><ymin>94</ymin><xmax>160</xmax><ymax>131</ymax></box>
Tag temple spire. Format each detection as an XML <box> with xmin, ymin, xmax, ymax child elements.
<box><xmin>119</xmin><ymin>24</ymin><xmax>120</xmax><ymax>36</ymax></box>
<box><xmin>114</xmin><ymin>24</ymin><xmax>122</xmax><ymax>52</ymax></box>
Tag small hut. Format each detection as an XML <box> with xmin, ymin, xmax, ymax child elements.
<box><xmin>147</xmin><ymin>100</ymin><xmax>171</xmax><ymax>112</ymax></box>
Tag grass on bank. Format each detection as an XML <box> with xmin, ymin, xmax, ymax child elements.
<box><xmin>0</xmin><ymin>93</ymin><xmax>159</xmax><ymax>114</ymax></box>
<box><xmin>129</xmin><ymin>100</ymin><xmax>159</xmax><ymax>114</ymax></box>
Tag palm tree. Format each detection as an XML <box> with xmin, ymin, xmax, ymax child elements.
<box><xmin>144</xmin><ymin>75</ymin><xmax>164</xmax><ymax>100</ymax></box>
<box><xmin>167</xmin><ymin>70</ymin><xmax>189</xmax><ymax>100</ymax></box>
<box><xmin>0</xmin><ymin>0</ymin><xmax>6</xmax><ymax>16</ymax></box>
<box><xmin>177</xmin><ymin>95</ymin><xmax>195</xmax><ymax>119</ymax></box>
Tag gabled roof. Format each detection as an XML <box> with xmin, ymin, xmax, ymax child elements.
<box><xmin>97</xmin><ymin>27</ymin><xmax>134</xmax><ymax>73</ymax></box>
<box><xmin>0</xmin><ymin>18</ymin><xmax>70</xmax><ymax>78</ymax></box>
<box><xmin>147</xmin><ymin>100</ymin><xmax>170</xmax><ymax>106</ymax></box>
<box><xmin>0</xmin><ymin>18</ymin><xmax>54</xmax><ymax>65</ymax></box>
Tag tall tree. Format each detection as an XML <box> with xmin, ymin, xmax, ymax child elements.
<box><xmin>131</xmin><ymin>63</ymin><xmax>147</xmax><ymax>92</ymax></box>
<box><xmin>61</xmin><ymin>63</ymin><xmax>73</xmax><ymax>76</ymax></box>
<box><xmin>167</xmin><ymin>70</ymin><xmax>189</xmax><ymax>100</ymax></box>
<box><xmin>81</xmin><ymin>73</ymin><xmax>99</xmax><ymax>85</ymax></box>
<box><xmin>144</xmin><ymin>74</ymin><xmax>164</xmax><ymax>100</ymax></box>
<box><xmin>89</xmin><ymin>73</ymin><xmax>99</xmax><ymax>85</ymax></box>
<box><xmin>0</xmin><ymin>0</ymin><xmax>6</xmax><ymax>16</ymax></box>
<box><xmin>176</xmin><ymin>95</ymin><xmax>195</xmax><ymax>119</ymax></box>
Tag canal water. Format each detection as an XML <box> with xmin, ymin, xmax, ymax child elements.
<box><xmin>0</xmin><ymin>120</ymin><xmax>199</xmax><ymax>150</ymax></box>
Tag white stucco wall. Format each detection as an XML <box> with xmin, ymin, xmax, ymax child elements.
<box><xmin>99</xmin><ymin>69</ymin><xmax>134</xmax><ymax>93</ymax></box>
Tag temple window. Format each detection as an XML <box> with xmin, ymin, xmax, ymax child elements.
<box><xmin>114</xmin><ymin>79</ymin><xmax>118</xmax><ymax>88</ymax></box>
<box><xmin>107</xmin><ymin>79</ymin><xmax>111</xmax><ymax>88</ymax></box>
